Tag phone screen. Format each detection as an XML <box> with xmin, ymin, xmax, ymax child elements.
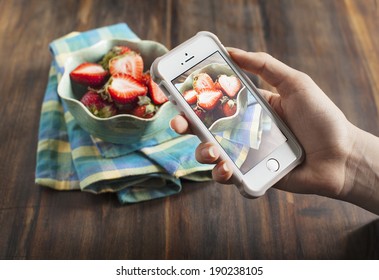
<box><xmin>171</xmin><ymin>51</ymin><xmax>287</xmax><ymax>174</ymax></box>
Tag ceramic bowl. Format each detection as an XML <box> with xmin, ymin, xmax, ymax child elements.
<box><xmin>57</xmin><ymin>39</ymin><xmax>178</xmax><ymax>144</ymax></box>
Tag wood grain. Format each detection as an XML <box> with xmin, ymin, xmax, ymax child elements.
<box><xmin>0</xmin><ymin>0</ymin><xmax>378</xmax><ymax>259</ymax></box>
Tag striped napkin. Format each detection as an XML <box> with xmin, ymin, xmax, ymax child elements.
<box><xmin>35</xmin><ymin>23</ymin><xmax>212</xmax><ymax>204</ymax></box>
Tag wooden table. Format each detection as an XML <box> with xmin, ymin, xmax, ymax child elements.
<box><xmin>1</xmin><ymin>0</ymin><xmax>378</xmax><ymax>259</ymax></box>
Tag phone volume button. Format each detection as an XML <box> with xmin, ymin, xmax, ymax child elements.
<box><xmin>159</xmin><ymin>81</ymin><xmax>171</xmax><ymax>97</ymax></box>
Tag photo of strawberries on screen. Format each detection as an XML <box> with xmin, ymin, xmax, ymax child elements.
<box><xmin>182</xmin><ymin>72</ymin><xmax>242</xmax><ymax>128</ymax></box>
<box><xmin>174</xmin><ymin>56</ymin><xmax>249</xmax><ymax>130</ymax></box>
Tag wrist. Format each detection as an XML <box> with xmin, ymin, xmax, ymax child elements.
<box><xmin>340</xmin><ymin>124</ymin><xmax>379</xmax><ymax>214</ymax></box>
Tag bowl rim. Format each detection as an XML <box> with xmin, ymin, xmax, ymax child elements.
<box><xmin>57</xmin><ymin>38</ymin><xmax>170</xmax><ymax>122</ymax></box>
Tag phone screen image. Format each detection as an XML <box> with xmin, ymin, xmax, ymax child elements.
<box><xmin>172</xmin><ymin>51</ymin><xmax>287</xmax><ymax>174</ymax></box>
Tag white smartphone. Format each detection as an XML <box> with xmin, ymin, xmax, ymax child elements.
<box><xmin>151</xmin><ymin>31</ymin><xmax>304</xmax><ymax>197</ymax></box>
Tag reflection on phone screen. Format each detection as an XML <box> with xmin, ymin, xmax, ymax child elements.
<box><xmin>172</xmin><ymin>51</ymin><xmax>287</xmax><ymax>174</ymax></box>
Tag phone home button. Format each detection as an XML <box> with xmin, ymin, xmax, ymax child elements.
<box><xmin>266</xmin><ymin>158</ymin><xmax>279</xmax><ymax>172</ymax></box>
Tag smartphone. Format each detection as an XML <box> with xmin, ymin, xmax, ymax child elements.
<box><xmin>150</xmin><ymin>31</ymin><xmax>304</xmax><ymax>197</ymax></box>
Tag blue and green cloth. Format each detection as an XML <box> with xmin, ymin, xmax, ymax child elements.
<box><xmin>35</xmin><ymin>23</ymin><xmax>213</xmax><ymax>204</ymax></box>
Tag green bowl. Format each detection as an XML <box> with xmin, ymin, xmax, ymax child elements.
<box><xmin>57</xmin><ymin>39</ymin><xmax>178</xmax><ymax>144</ymax></box>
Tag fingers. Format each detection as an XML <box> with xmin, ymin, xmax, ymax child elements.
<box><xmin>212</xmin><ymin>160</ymin><xmax>234</xmax><ymax>183</ymax></box>
<box><xmin>195</xmin><ymin>142</ymin><xmax>219</xmax><ymax>163</ymax></box>
<box><xmin>195</xmin><ymin>143</ymin><xmax>234</xmax><ymax>184</ymax></box>
<box><xmin>170</xmin><ymin>116</ymin><xmax>233</xmax><ymax>183</ymax></box>
<box><xmin>227</xmin><ymin>47</ymin><xmax>308</xmax><ymax>95</ymax></box>
<box><xmin>169</xmin><ymin>114</ymin><xmax>192</xmax><ymax>134</ymax></box>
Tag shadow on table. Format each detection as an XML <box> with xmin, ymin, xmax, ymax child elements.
<box><xmin>345</xmin><ymin>219</ymin><xmax>379</xmax><ymax>259</ymax></box>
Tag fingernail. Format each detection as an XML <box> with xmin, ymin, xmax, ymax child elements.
<box><xmin>221</xmin><ymin>162</ymin><xmax>230</xmax><ymax>173</ymax></box>
<box><xmin>202</xmin><ymin>146</ymin><xmax>216</xmax><ymax>159</ymax></box>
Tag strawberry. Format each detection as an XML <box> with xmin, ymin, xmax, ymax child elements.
<box><xmin>147</xmin><ymin>76</ymin><xmax>168</xmax><ymax>105</ymax></box>
<box><xmin>183</xmin><ymin>89</ymin><xmax>198</xmax><ymax>104</ymax></box>
<box><xmin>193</xmin><ymin>73</ymin><xmax>214</xmax><ymax>93</ymax></box>
<box><xmin>70</xmin><ymin>62</ymin><xmax>109</xmax><ymax>88</ymax></box>
<box><xmin>109</xmin><ymin>52</ymin><xmax>144</xmax><ymax>81</ymax></box>
<box><xmin>141</xmin><ymin>72</ymin><xmax>152</xmax><ymax>85</ymax></box>
<box><xmin>218</xmin><ymin>75</ymin><xmax>242</xmax><ymax>98</ymax></box>
<box><xmin>197</xmin><ymin>89</ymin><xmax>223</xmax><ymax>111</ymax></box>
<box><xmin>221</xmin><ymin>98</ymin><xmax>237</xmax><ymax>117</ymax></box>
<box><xmin>131</xmin><ymin>105</ymin><xmax>155</xmax><ymax>118</ymax></box>
<box><xmin>107</xmin><ymin>73</ymin><xmax>147</xmax><ymax>104</ymax></box>
<box><xmin>80</xmin><ymin>90</ymin><xmax>117</xmax><ymax>118</ymax></box>
<box><xmin>131</xmin><ymin>96</ymin><xmax>157</xmax><ymax>118</ymax></box>
<box><xmin>98</xmin><ymin>46</ymin><xmax>133</xmax><ymax>70</ymax></box>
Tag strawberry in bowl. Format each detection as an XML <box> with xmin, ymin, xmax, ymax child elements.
<box><xmin>69</xmin><ymin>45</ymin><xmax>168</xmax><ymax>119</ymax></box>
<box><xmin>57</xmin><ymin>39</ymin><xmax>177</xmax><ymax>144</ymax></box>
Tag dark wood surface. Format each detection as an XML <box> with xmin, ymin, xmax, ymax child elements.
<box><xmin>1</xmin><ymin>0</ymin><xmax>378</xmax><ymax>259</ymax></box>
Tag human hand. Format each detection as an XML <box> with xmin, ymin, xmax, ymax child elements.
<box><xmin>170</xmin><ymin>47</ymin><xmax>358</xmax><ymax>199</ymax></box>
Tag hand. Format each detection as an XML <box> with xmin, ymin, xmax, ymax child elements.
<box><xmin>170</xmin><ymin>47</ymin><xmax>357</xmax><ymax>199</ymax></box>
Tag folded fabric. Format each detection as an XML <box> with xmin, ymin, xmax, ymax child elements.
<box><xmin>214</xmin><ymin>102</ymin><xmax>263</xmax><ymax>146</ymax></box>
<box><xmin>35</xmin><ymin>23</ymin><xmax>213</xmax><ymax>204</ymax></box>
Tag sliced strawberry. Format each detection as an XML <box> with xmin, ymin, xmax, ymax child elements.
<box><xmin>222</xmin><ymin>99</ymin><xmax>237</xmax><ymax>117</ymax></box>
<box><xmin>80</xmin><ymin>90</ymin><xmax>117</xmax><ymax>118</ymax></box>
<box><xmin>193</xmin><ymin>73</ymin><xmax>214</xmax><ymax>93</ymax></box>
<box><xmin>70</xmin><ymin>62</ymin><xmax>109</xmax><ymax>88</ymax></box>
<box><xmin>147</xmin><ymin>77</ymin><xmax>168</xmax><ymax>105</ymax></box>
<box><xmin>107</xmin><ymin>73</ymin><xmax>147</xmax><ymax>104</ymax></box>
<box><xmin>99</xmin><ymin>46</ymin><xmax>132</xmax><ymax>70</ymax></box>
<box><xmin>109</xmin><ymin>52</ymin><xmax>144</xmax><ymax>81</ymax></box>
<box><xmin>218</xmin><ymin>75</ymin><xmax>242</xmax><ymax>98</ymax></box>
<box><xmin>183</xmin><ymin>89</ymin><xmax>198</xmax><ymax>105</ymax></box>
<box><xmin>197</xmin><ymin>89</ymin><xmax>223</xmax><ymax>111</ymax></box>
<box><xmin>131</xmin><ymin>96</ymin><xmax>157</xmax><ymax>118</ymax></box>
